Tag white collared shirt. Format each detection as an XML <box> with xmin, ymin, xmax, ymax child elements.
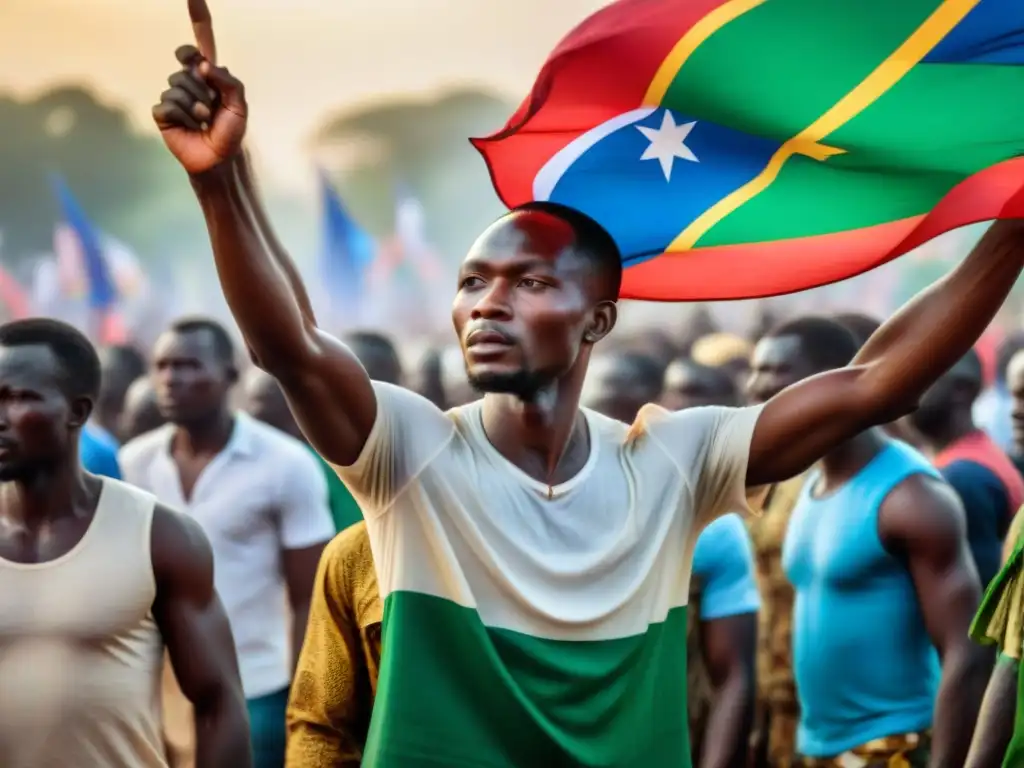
<box><xmin>120</xmin><ymin>412</ymin><xmax>334</xmax><ymax>697</ymax></box>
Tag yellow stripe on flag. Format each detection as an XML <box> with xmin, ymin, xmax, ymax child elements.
<box><xmin>669</xmin><ymin>0</ymin><xmax>981</xmax><ymax>252</ymax></box>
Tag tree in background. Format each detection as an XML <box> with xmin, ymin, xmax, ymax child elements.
<box><xmin>311</xmin><ymin>87</ymin><xmax>515</xmax><ymax>267</ymax></box>
<box><xmin>0</xmin><ymin>86</ymin><xmax>207</xmax><ymax>265</ymax></box>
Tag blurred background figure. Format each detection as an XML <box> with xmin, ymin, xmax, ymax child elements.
<box><xmin>583</xmin><ymin>348</ymin><xmax>758</xmax><ymax>768</ymax></box>
<box><xmin>118</xmin><ymin>375</ymin><xmax>165</xmax><ymax>444</ymax></box>
<box><xmin>121</xmin><ymin>318</ymin><xmax>335</xmax><ymax>768</ymax></box>
<box><xmin>661</xmin><ymin>358</ymin><xmax>738</xmax><ymax>412</ymax></box>
<box><xmin>244</xmin><ymin>368</ymin><xmax>362</xmax><ymax>533</ymax></box>
<box><xmin>690</xmin><ymin>332</ymin><xmax>754</xmax><ymax>391</ymax></box>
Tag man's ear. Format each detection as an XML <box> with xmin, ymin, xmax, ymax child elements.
<box><xmin>584</xmin><ymin>300</ymin><xmax>617</xmax><ymax>344</ymax></box>
<box><xmin>69</xmin><ymin>396</ymin><xmax>94</xmax><ymax>429</ymax></box>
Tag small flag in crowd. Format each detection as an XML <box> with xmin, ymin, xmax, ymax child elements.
<box><xmin>50</xmin><ymin>174</ymin><xmax>127</xmax><ymax>343</ymax></box>
<box><xmin>317</xmin><ymin>170</ymin><xmax>376</xmax><ymax>324</ymax></box>
<box><xmin>473</xmin><ymin>0</ymin><xmax>1024</xmax><ymax>301</ymax></box>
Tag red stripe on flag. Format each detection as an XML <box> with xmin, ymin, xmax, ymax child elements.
<box><xmin>471</xmin><ymin>0</ymin><xmax>731</xmax><ymax>207</ymax></box>
<box><xmin>620</xmin><ymin>157</ymin><xmax>1024</xmax><ymax>301</ymax></box>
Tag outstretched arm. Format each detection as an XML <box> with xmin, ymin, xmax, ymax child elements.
<box><xmin>965</xmin><ymin>656</ymin><xmax>1019</xmax><ymax>768</ymax></box>
<box><xmin>880</xmin><ymin>476</ymin><xmax>988</xmax><ymax>768</ymax></box>
<box><xmin>153</xmin><ymin>2</ymin><xmax>375</xmax><ymax>467</ymax></box>
<box><xmin>747</xmin><ymin>220</ymin><xmax>1024</xmax><ymax>486</ymax></box>
<box><xmin>151</xmin><ymin>504</ymin><xmax>252</xmax><ymax>768</ymax></box>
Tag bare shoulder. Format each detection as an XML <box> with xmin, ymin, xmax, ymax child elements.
<box><xmin>151</xmin><ymin>503</ymin><xmax>214</xmax><ymax>592</ymax></box>
<box><xmin>879</xmin><ymin>472</ymin><xmax>966</xmax><ymax>547</ymax></box>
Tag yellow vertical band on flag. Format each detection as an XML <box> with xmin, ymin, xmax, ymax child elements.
<box><xmin>668</xmin><ymin>0</ymin><xmax>981</xmax><ymax>252</ymax></box>
<box><xmin>644</xmin><ymin>0</ymin><xmax>768</xmax><ymax>106</ymax></box>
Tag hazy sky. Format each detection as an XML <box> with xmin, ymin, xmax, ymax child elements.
<box><xmin>1</xmin><ymin>0</ymin><xmax>608</xmax><ymax>193</ymax></box>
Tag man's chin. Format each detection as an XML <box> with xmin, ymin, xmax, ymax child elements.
<box><xmin>466</xmin><ymin>366</ymin><xmax>549</xmax><ymax>400</ymax></box>
<box><xmin>0</xmin><ymin>464</ymin><xmax>29</xmax><ymax>483</ymax></box>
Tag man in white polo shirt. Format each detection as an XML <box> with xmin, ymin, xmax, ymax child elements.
<box><xmin>120</xmin><ymin>317</ymin><xmax>334</xmax><ymax>768</ymax></box>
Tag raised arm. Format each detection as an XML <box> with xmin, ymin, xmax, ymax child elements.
<box><xmin>879</xmin><ymin>476</ymin><xmax>988</xmax><ymax>768</ymax></box>
<box><xmin>747</xmin><ymin>220</ymin><xmax>1024</xmax><ymax>486</ymax></box>
<box><xmin>152</xmin><ymin>2</ymin><xmax>375</xmax><ymax>466</ymax></box>
<box><xmin>151</xmin><ymin>504</ymin><xmax>252</xmax><ymax>768</ymax></box>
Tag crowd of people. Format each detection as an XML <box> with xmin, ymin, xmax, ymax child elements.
<box><xmin>7</xmin><ymin>291</ymin><xmax>1024</xmax><ymax>768</ymax></box>
<box><xmin>7</xmin><ymin>12</ymin><xmax>1024</xmax><ymax>768</ymax></box>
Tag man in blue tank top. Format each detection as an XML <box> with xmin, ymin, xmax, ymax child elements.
<box><xmin>762</xmin><ymin>317</ymin><xmax>988</xmax><ymax>767</ymax></box>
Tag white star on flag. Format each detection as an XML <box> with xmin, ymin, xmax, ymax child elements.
<box><xmin>636</xmin><ymin>111</ymin><xmax>699</xmax><ymax>181</ymax></box>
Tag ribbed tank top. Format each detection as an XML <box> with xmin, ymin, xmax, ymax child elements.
<box><xmin>0</xmin><ymin>478</ymin><xmax>168</xmax><ymax>767</ymax></box>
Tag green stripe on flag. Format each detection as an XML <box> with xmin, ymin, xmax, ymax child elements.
<box><xmin>660</xmin><ymin>0</ymin><xmax>941</xmax><ymax>141</ymax></box>
<box><xmin>699</xmin><ymin>61</ymin><xmax>1024</xmax><ymax>246</ymax></box>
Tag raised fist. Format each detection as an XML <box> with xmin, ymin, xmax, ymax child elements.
<box><xmin>153</xmin><ymin>0</ymin><xmax>246</xmax><ymax>175</ymax></box>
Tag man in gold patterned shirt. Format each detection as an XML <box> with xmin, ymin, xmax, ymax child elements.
<box><xmin>286</xmin><ymin>522</ymin><xmax>380</xmax><ymax>767</ymax></box>
<box><xmin>746</xmin><ymin>475</ymin><xmax>806</xmax><ymax>767</ymax></box>
<box><xmin>746</xmin><ymin>329</ymin><xmax>819</xmax><ymax>767</ymax></box>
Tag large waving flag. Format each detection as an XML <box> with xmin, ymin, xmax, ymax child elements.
<box><xmin>51</xmin><ymin>175</ymin><xmax>127</xmax><ymax>342</ymax></box>
<box><xmin>318</xmin><ymin>170</ymin><xmax>376</xmax><ymax>323</ymax></box>
<box><xmin>472</xmin><ymin>0</ymin><xmax>1024</xmax><ymax>301</ymax></box>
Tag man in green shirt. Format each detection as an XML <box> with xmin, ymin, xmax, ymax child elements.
<box><xmin>966</xmin><ymin>512</ymin><xmax>1024</xmax><ymax>768</ymax></box>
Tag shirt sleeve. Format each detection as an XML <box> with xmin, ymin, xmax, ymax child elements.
<box><xmin>645</xmin><ymin>403</ymin><xmax>767</xmax><ymax>526</ymax></box>
<box><xmin>331</xmin><ymin>382</ymin><xmax>456</xmax><ymax>517</ymax></box>
<box><xmin>691</xmin><ymin>513</ymin><xmax>761</xmax><ymax>620</ymax></box>
<box><xmin>971</xmin><ymin>512</ymin><xmax>1024</xmax><ymax>660</ymax></box>
<box><xmin>278</xmin><ymin>444</ymin><xmax>336</xmax><ymax>550</ymax></box>
<box><xmin>286</xmin><ymin>529</ymin><xmax>373</xmax><ymax>767</ymax></box>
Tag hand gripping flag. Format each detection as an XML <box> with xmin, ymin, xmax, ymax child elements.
<box><xmin>472</xmin><ymin>0</ymin><xmax>1024</xmax><ymax>301</ymax></box>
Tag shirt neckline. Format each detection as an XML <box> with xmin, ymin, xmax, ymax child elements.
<box><xmin>468</xmin><ymin>403</ymin><xmax>600</xmax><ymax>499</ymax></box>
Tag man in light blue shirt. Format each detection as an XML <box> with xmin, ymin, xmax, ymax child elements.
<box><xmin>689</xmin><ymin>513</ymin><xmax>760</xmax><ymax>767</ymax></box>
<box><xmin>585</xmin><ymin>350</ymin><xmax>759</xmax><ymax>767</ymax></box>
<box><xmin>80</xmin><ymin>422</ymin><xmax>121</xmax><ymax>479</ymax></box>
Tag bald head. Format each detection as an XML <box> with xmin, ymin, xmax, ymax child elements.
<box><xmin>343</xmin><ymin>331</ymin><xmax>403</xmax><ymax>385</ymax></box>
<box><xmin>910</xmin><ymin>348</ymin><xmax>983</xmax><ymax>439</ymax></box>
<box><xmin>661</xmin><ymin>358</ymin><xmax>738</xmax><ymax>411</ymax></box>
<box><xmin>583</xmin><ymin>351</ymin><xmax>663</xmax><ymax>423</ymax></box>
<box><xmin>243</xmin><ymin>368</ymin><xmax>302</xmax><ymax>440</ymax></box>
<box><xmin>118</xmin><ymin>376</ymin><xmax>165</xmax><ymax>443</ymax></box>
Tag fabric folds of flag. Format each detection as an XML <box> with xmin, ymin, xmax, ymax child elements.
<box><xmin>51</xmin><ymin>175</ymin><xmax>126</xmax><ymax>342</ymax></box>
<box><xmin>317</xmin><ymin>170</ymin><xmax>375</xmax><ymax>324</ymax></box>
<box><xmin>472</xmin><ymin>0</ymin><xmax>1024</xmax><ymax>301</ymax></box>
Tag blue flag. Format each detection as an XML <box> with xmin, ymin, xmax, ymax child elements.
<box><xmin>50</xmin><ymin>174</ymin><xmax>117</xmax><ymax>311</ymax></box>
<box><xmin>318</xmin><ymin>171</ymin><xmax>375</xmax><ymax>316</ymax></box>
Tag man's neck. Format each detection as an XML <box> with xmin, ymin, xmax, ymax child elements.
<box><xmin>481</xmin><ymin>377</ymin><xmax>588</xmax><ymax>485</ymax></box>
<box><xmin>0</xmin><ymin>462</ymin><xmax>92</xmax><ymax>530</ymax></box>
<box><xmin>819</xmin><ymin>428</ymin><xmax>889</xmax><ymax>491</ymax></box>
<box><xmin>919</xmin><ymin>410</ymin><xmax>977</xmax><ymax>456</ymax></box>
<box><xmin>173</xmin><ymin>410</ymin><xmax>235</xmax><ymax>458</ymax></box>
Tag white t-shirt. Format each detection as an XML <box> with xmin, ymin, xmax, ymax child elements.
<box><xmin>332</xmin><ymin>382</ymin><xmax>763</xmax><ymax>767</ymax></box>
<box><xmin>120</xmin><ymin>413</ymin><xmax>335</xmax><ymax>697</ymax></box>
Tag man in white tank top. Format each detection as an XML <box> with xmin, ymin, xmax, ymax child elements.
<box><xmin>153</xmin><ymin>5</ymin><xmax>1024</xmax><ymax>764</ymax></box>
<box><xmin>0</xmin><ymin>318</ymin><xmax>251</xmax><ymax>768</ymax></box>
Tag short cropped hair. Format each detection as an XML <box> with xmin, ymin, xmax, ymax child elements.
<box><xmin>612</xmin><ymin>350</ymin><xmax>666</xmax><ymax>386</ymax></box>
<box><xmin>766</xmin><ymin>315</ymin><xmax>861</xmax><ymax>373</ymax></box>
<box><xmin>833</xmin><ymin>313</ymin><xmax>882</xmax><ymax>350</ymax></box>
<box><xmin>511</xmin><ymin>201</ymin><xmax>623</xmax><ymax>300</ymax></box>
<box><xmin>169</xmin><ymin>317</ymin><xmax>236</xmax><ymax>366</ymax></box>
<box><xmin>0</xmin><ymin>318</ymin><xmax>101</xmax><ymax>401</ymax></box>
<box><xmin>100</xmin><ymin>344</ymin><xmax>147</xmax><ymax>383</ymax></box>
